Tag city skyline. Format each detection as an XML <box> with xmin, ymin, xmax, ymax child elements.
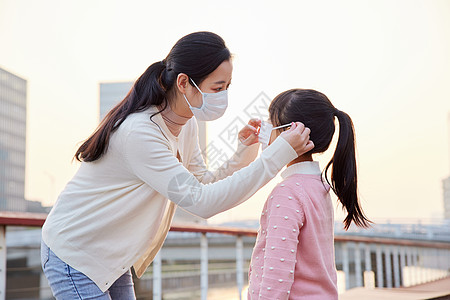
<box><xmin>1</xmin><ymin>0</ymin><xmax>449</xmax><ymax>224</ymax></box>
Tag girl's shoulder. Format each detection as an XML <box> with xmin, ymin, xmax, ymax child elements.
<box><xmin>265</xmin><ymin>180</ymin><xmax>307</xmax><ymax>221</ymax></box>
<box><xmin>270</xmin><ymin>175</ymin><xmax>329</xmax><ymax>204</ymax></box>
<box><xmin>268</xmin><ymin>179</ymin><xmax>306</xmax><ymax>206</ymax></box>
<box><xmin>282</xmin><ymin>174</ymin><xmax>330</xmax><ymax>194</ymax></box>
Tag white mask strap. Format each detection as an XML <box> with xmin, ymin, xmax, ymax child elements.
<box><xmin>183</xmin><ymin>94</ymin><xmax>193</xmax><ymax>108</ymax></box>
<box><xmin>272</xmin><ymin>123</ymin><xmax>291</xmax><ymax>130</ymax></box>
<box><xmin>189</xmin><ymin>78</ymin><xmax>203</xmax><ymax>94</ymax></box>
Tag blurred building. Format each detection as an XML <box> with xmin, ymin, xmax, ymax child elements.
<box><xmin>99</xmin><ymin>81</ymin><xmax>207</xmax><ymax>224</ymax></box>
<box><xmin>99</xmin><ymin>81</ymin><xmax>133</xmax><ymax>121</ymax></box>
<box><xmin>0</xmin><ymin>67</ymin><xmax>27</xmax><ymax>211</ymax></box>
<box><xmin>443</xmin><ymin>177</ymin><xmax>450</xmax><ymax>219</ymax></box>
<box><xmin>444</xmin><ymin>113</ymin><xmax>450</xmax><ymax>220</ymax></box>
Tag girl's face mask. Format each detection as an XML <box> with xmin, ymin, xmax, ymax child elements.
<box><xmin>258</xmin><ymin>121</ymin><xmax>291</xmax><ymax>150</ymax></box>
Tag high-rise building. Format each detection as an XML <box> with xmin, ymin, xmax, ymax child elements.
<box><xmin>444</xmin><ymin>177</ymin><xmax>450</xmax><ymax>219</ymax></box>
<box><xmin>444</xmin><ymin>112</ymin><xmax>450</xmax><ymax>219</ymax></box>
<box><xmin>99</xmin><ymin>82</ymin><xmax>133</xmax><ymax>121</ymax></box>
<box><xmin>99</xmin><ymin>81</ymin><xmax>208</xmax><ymax>223</ymax></box>
<box><xmin>0</xmin><ymin>67</ymin><xmax>27</xmax><ymax>211</ymax></box>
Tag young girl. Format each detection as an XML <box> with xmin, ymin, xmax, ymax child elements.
<box><xmin>248</xmin><ymin>89</ymin><xmax>371</xmax><ymax>299</ymax></box>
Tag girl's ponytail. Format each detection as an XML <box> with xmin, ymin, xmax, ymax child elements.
<box><xmin>325</xmin><ymin>109</ymin><xmax>371</xmax><ymax>230</ymax></box>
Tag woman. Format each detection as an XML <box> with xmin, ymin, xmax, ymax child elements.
<box><xmin>41</xmin><ymin>31</ymin><xmax>314</xmax><ymax>299</ymax></box>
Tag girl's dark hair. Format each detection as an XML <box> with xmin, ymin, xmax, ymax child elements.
<box><xmin>75</xmin><ymin>31</ymin><xmax>231</xmax><ymax>162</ymax></box>
<box><xmin>269</xmin><ymin>89</ymin><xmax>371</xmax><ymax>230</ymax></box>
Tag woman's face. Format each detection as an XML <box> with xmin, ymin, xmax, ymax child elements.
<box><xmin>186</xmin><ymin>59</ymin><xmax>233</xmax><ymax>108</ymax></box>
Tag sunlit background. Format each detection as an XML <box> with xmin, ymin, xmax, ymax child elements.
<box><xmin>1</xmin><ymin>0</ymin><xmax>450</xmax><ymax>225</ymax></box>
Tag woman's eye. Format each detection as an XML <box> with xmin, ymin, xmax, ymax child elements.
<box><xmin>214</xmin><ymin>87</ymin><xmax>223</xmax><ymax>91</ymax></box>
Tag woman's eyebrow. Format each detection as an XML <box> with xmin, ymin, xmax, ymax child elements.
<box><xmin>213</xmin><ymin>78</ymin><xmax>232</xmax><ymax>84</ymax></box>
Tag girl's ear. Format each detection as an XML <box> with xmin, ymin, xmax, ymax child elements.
<box><xmin>176</xmin><ymin>73</ymin><xmax>189</xmax><ymax>94</ymax></box>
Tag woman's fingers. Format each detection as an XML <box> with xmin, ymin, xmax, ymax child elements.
<box><xmin>279</xmin><ymin>121</ymin><xmax>314</xmax><ymax>156</ymax></box>
<box><xmin>304</xmin><ymin>140</ymin><xmax>315</xmax><ymax>153</ymax></box>
<box><xmin>240</xmin><ymin>124</ymin><xmax>257</xmax><ymax>136</ymax></box>
<box><xmin>248</xmin><ymin>118</ymin><xmax>262</xmax><ymax>128</ymax></box>
<box><xmin>242</xmin><ymin>134</ymin><xmax>259</xmax><ymax>145</ymax></box>
<box><xmin>302</xmin><ymin>126</ymin><xmax>311</xmax><ymax>137</ymax></box>
<box><xmin>238</xmin><ymin>119</ymin><xmax>261</xmax><ymax>146</ymax></box>
<box><xmin>240</xmin><ymin>132</ymin><xmax>259</xmax><ymax>145</ymax></box>
<box><xmin>286</xmin><ymin>122</ymin><xmax>296</xmax><ymax>131</ymax></box>
<box><xmin>247</xmin><ymin>124</ymin><xmax>257</xmax><ymax>133</ymax></box>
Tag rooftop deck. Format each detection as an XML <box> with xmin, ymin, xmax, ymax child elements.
<box><xmin>341</xmin><ymin>276</ymin><xmax>450</xmax><ymax>300</ymax></box>
<box><xmin>0</xmin><ymin>212</ymin><xmax>449</xmax><ymax>299</ymax></box>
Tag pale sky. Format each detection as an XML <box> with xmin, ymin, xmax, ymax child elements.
<box><xmin>1</xmin><ymin>0</ymin><xmax>449</xmax><ymax>225</ymax></box>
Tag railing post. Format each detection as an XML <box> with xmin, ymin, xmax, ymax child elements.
<box><xmin>201</xmin><ymin>232</ymin><xmax>208</xmax><ymax>300</ymax></box>
<box><xmin>392</xmin><ymin>246</ymin><xmax>400</xmax><ymax>287</ymax></box>
<box><xmin>355</xmin><ymin>243</ymin><xmax>362</xmax><ymax>287</ymax></box>
<box><xmin>365</xmin><ymin>244</ymin><xmax>372</xmax><ymax>273</ymax></box>
<box><xmin>424</xmin><ymin>248</ymin><xmax>431</xmax><ymax>283</ymax></box>
<box><xmin>406</xmin><ymin>247</ymin><xmax>413</xmax><ymax>286</ymax></box>
<box><xmin>412</xmin><ymin>247</ymin><xmax>418</xmax><ymax>285</ymax></box>
<box><xmin>0</xmin><ymin>225</ymin><xmax>5</xmax><ymax>300</ymax></box>
<box><xmin>364</xmin><ymin>243</ymin><xmax>375</xmax><ymax>288</ymax></box>
<box><xmin>400</xmin><ymin>247</ymin><xmax>406</xmax><ymax>286</ymax></box>
<box><xmin>376</xmin><ymin>245</ymin><xmax>383</xmax><ymax>287</ymax></box>
<box><xmin>448</xmin><ymin>249</ymin><xmax>450</xmax><ymax>274</ymax></box>
<box><xmin>447</xmin><ymin>249</ymin><xmax>450</xmax><ymax>277</ymax></box>
<box><xmin>418</xmin><ymin>247</ymin><xmax>425</xmax><ymax>284</ymax></box>
<box><xmin>236</xmin><ymin>235</ymin><xmax>244</xmax><ymax>300</ymax></box>
<box><xmin>434</xmin><ymin>249</ymin><xmax>441</xmax><ymax>279</ymax></box>
<box><xmin>153</xmin><ymin>251</ymin><xmax>162</xmax><ymax>300</ymax></box>
<box><xmin>385</xmin><ymin>246</ymin><xmax>392</xmax><ymax>288</ymax></box>
<box><xmin>342</xmin><ymin>242</ymin><xmax>350</xmax><ymax>290</ymax></box>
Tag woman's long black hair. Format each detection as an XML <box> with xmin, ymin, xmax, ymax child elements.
<box><xmin>269</xmin><ymin>89</ymin><xmax>371</xmax><ymax>230</ymax></box>
<box><xmin>75</xmin><ymin>31</ymin><xmax>231</xmax><ymax>162</ymax></box>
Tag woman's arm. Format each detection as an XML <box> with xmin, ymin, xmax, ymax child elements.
<box><xmin>258</xmin><ymin>185</ymin><xmax>305</xmax><ymax>299</ymax></box>
<box><xmin>123</xmin><ymin>122</ymin><xmax>298</xmax><ymax>219</ymax></box>
<box><xmin>188</xmin><ymin>138</ymin><xmax>260</xmax><ymax>184</ymax></box>
<box><xmin>188</xmin><ymin>118</ymin><xmax>260</xmax><ymax>184</ymax></box>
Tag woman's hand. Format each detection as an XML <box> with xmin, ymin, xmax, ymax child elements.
<box><xmin>280</xmin><ymin>122</ymin><xmax>314</xmax><ymax>156</ymax></box>
<box><xmin>238</xmin><ymin>118</ymin><xmax>261</xmax><ymax>146</ymax></box>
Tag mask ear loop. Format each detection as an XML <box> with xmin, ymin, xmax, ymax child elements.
<box><xmin>272</xmin><ymin>123</ymin><xmax>292</xmax><ymax>130</ymax></box>
<box><xmin>258</xmin><ymin>122</ymin><xmax>292</xmax><ymax>146</ymax></box>
<box><xmin>189</xmin><ymin>78</ymin><xmax>203</xmax><ymax>94</ymax></box>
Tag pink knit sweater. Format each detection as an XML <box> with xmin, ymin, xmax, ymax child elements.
<box><xmin>248</xmin><ymin>161</ymin><xmax>338</xmax><ymax>300</ymax></box>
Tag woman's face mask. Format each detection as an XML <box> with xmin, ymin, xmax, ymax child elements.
<box><xmin>259</xmin><ymin>121</ymin><xmax>291</xmax><ymax>150</ymax></box>
<box><xmin>183</xmin><ymin>79</ymin><xmax>228</xmax><ymax>121</ymax></box>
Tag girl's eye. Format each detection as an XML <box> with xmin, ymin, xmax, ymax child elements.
<box><xmin>214</xmin><ymin>87</ymin><xmax>223</xmax><ymax>91</ymax></box>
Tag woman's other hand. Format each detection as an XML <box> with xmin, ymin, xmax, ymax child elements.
<box><xmin>238</xmin><ymin>118</ymin><xmax>261</xmax><ymax>146</ymax></box>
<box><xmin>280</xmin><ymin>122</ymin><xmax>314</xmax><ymax>156</ymax></box>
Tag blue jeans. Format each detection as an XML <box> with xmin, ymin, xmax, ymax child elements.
<box><xmin>41</xmin><ymin>240</ymin><xmax>136</xmax><ymax>300</ymax></box>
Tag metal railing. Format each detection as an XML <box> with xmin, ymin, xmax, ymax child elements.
<box><xmin>0</xmin><ymin>212</ymin><xmax>449</xmax><ymax>300</ymax></box>
<box><xmin>333</xmin><ymin>235</ymin><xmax>450</xmax><ymax>291</ymax></box>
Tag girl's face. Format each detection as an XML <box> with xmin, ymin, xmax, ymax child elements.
<box><xmin>186</xmin><ymin>60</ymin><xmax>233</xmax><ymax>108</ymax></box>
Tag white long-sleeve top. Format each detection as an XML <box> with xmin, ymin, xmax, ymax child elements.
<box><xmin>42</xmin><ymin>106</ymin><xmax>298</xmax><ymax>292</ymax></box>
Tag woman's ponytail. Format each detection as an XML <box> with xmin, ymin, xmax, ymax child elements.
<box><xmin>325</xmin><ymin>110</ymin><xmax>371</xmax><ymax>230</ymax></box>
<box><xmin>74</xmin><ymin>61</ymin><xmax>170</xmax><ymax>162</ymax></box>
<box><xmin>74</xmin><ymin>31</ymin><xmax>231</xmax><ymax>162</ymax></box>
